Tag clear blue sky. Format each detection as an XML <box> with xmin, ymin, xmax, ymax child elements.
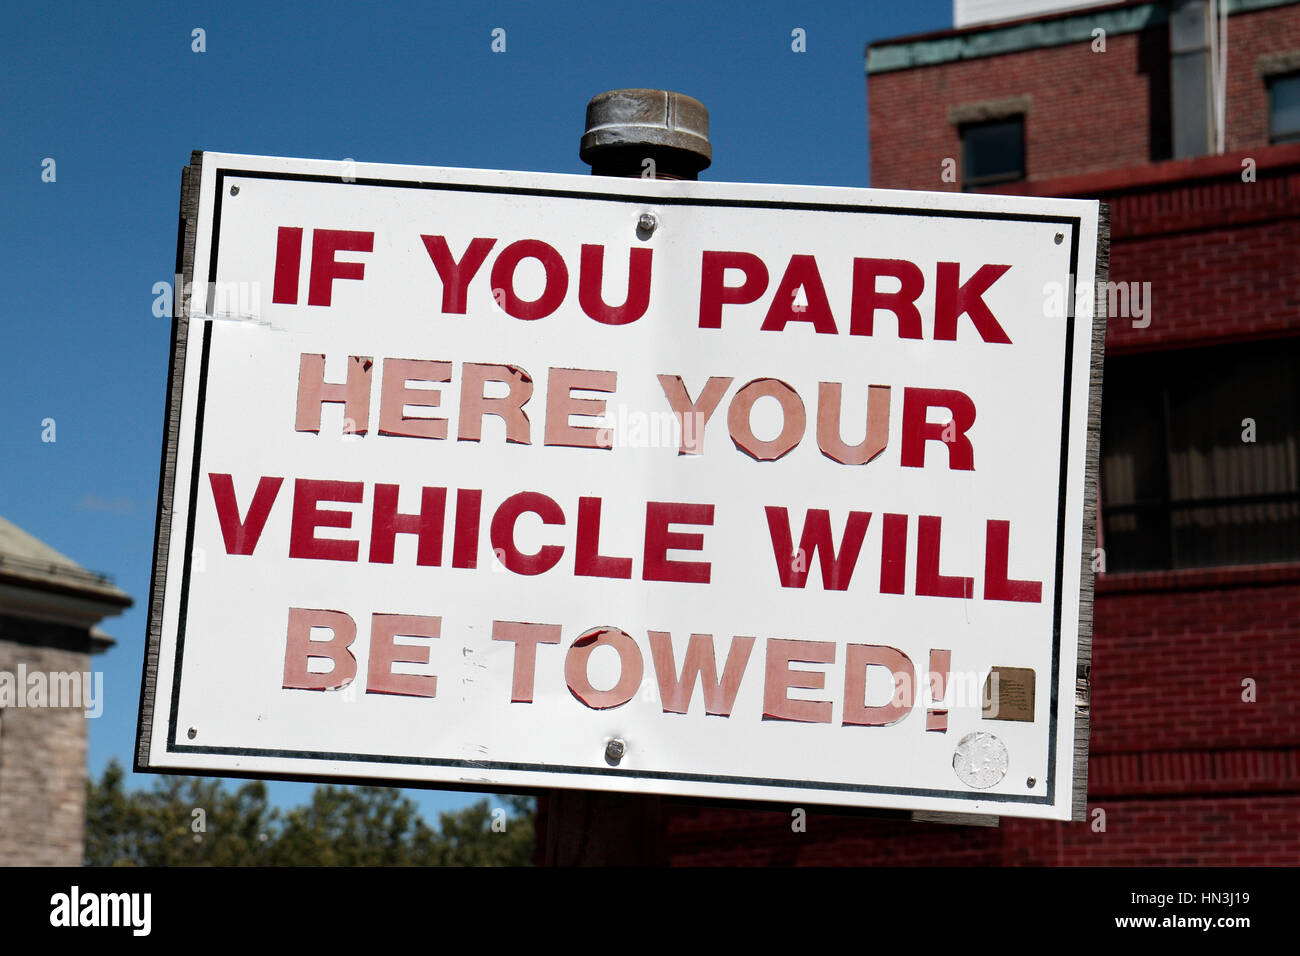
<box><xmin>0</xmin><ymin>0</ymin><xmax>951</xmax><ymax>823</ymax></box>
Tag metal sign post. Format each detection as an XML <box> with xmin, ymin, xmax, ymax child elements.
<box><xmin>544</xmin><ymin>89</ymin><xmax>713</xmax><ymax>864</ymax></box>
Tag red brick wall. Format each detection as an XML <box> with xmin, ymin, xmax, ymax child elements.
<box><xmin>662</xmin><ymin>796</ymin><xmax>1300</xmax><ymax>866</ymax></box>
<box><xmin>653</xmin><ymin>208</ymin><xmax>1300</xmax><ymax>862</ymax></box>
<box><xmin>1227</xmin><ymin>6</ymin><xmax>1300</xmax><ymax>152</ymax></box>
<box><xmin>1090</xmin><ymin>572</ymin><xmax>1300</xmax><ymax>761</ymax></box>
<box><xmin>1104</xmin><ymin>168</ymin><xmax>1300</xmax><ymax>354</ymax></box>
<box><xmin>653</xmin><ymin>185</ymin><xmax>1300</xmax><ymax>868</ymax></box>
<box><xmin>867</xmin><ymin>5</ymin><xmax>1300</xmax><ymax>191</ymax></box>
<box><xmin>651</xmin><ymin>8</ymin><xmax>1300</xmax><ymax>867</ymax></box>
<box><xmin>660</xmin><ymin>574</ymin><xmax>1300</xmax><ymax>866</ymax></box>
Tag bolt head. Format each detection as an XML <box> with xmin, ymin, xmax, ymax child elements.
<box><xmin>605</xmin><ymin>738</ymin><xmax>626</xmax><ymax>763</ymax></box>
<box><xmin>187</xmin><ymin>727</ymin><xmax>197</xmax><ymax>739</ymax></box>
<box><xmin>637</xmin><ymin>213</ymin><xmax>657</xmax><ymax>234</ymax></box>
<box><xmin>230</xmin><ymin>184</ymin><xmax>239</xmax><ymax>196</ymax></box>
<box><xmin>1053</xmin><ymin>232</ymin><xmax>1063</xmax><ymax>244</ymax></box>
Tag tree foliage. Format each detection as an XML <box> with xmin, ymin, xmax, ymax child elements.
<box><xmin>86</xmin><ymin>760</ymin><xmax>535</xmax><ymax>867</ymax></box>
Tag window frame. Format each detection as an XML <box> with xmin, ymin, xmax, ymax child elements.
<box><xmin>1267</xmin><ymin>71</ymin><xmax>1300</xmax><ymax>145</ymax></box>
<box><xmin>959</xmin><ymin>115</ymin><xmax>1026</xmax><ymax>191</ymax></box>
<box><xmin>1100</xmin><ymin>340</ymin><xmax>1300</xmax><ymax>573</ymax></box>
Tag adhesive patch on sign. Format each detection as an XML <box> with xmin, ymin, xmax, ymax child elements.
<box><xmin>982</xmin><ymin>666</ymin><xmax>1036</xmax><ymax>722</ymax></box>
<box><xmin>952</xmin><ymin>732</ymin><xmax>1009</xmax><ymax>789</ymax></box>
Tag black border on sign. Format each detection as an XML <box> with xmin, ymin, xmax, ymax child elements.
<box><xmin>158</xmin><ymin>165</ymin><xmax>1086</xmax><ymax>810</ymax></box>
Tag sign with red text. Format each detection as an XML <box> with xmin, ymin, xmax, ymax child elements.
<box><xmin>137</xmin><ymin>152</ymin><xmax>1103</xmax><ymax>820</ymax></box>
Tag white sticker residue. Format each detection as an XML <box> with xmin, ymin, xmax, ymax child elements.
<box><xmin>953</xmin><ymin>731</ymin><xmax>1009</xmax><ymax>789</ymax></box>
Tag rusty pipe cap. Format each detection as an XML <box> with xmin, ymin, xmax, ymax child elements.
<box><xmin>580</xmin><ymin>89</ymin><xmax>711</xmax><ymax>174</ymax></box>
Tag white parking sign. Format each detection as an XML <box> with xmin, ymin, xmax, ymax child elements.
<box><xmin>137</xmin><ymin>152</ymin><xmax>1104</xmax><ymax>820</ymax></box>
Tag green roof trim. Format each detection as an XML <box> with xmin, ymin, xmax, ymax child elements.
<box><xmin>866</xmin><ymin>0</ymin><xmax>1299</xmax><ymax>75</ymax></box>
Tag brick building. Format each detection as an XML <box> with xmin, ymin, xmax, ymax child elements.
<box><xmin>647</xmin><ymin>0</ymin><xmax>1300</xmax><ymax>864</ymax></box>
<box><xmin>0</xmin><ymin>517</ymin><xmax>131</xmax><ymax>865</ymax></box>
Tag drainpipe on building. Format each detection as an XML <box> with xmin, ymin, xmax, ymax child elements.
<box><xmin>1171</xmin><ymin>0</ymin><xmax>1218</xmax><ymax>158</ymax></box>
<box><xmin>1211</xmin><ymin>0</ymin><xmax>1229</xmax><ymax>154</ymax></box>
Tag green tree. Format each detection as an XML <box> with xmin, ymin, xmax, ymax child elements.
<box><xmin>434</xmin><ymin>794</ymin><xmax>536</xmax><ymax>866</ymax></box>
<box><xmin>86</xmin><ymin>760</ymin><xmax>277</xmax><ymax>866</ymax></box>
<box><xmin>85</xmin><ymin>760</ymin><xmax>535</xmax><ymax>867</ymax></box>
<box><xmin>267</xmin><ymin>785</ymin><xmax>442</xmax><ymax>866</ymax></box>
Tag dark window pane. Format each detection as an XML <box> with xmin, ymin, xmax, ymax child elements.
<box><xmin>1173</xmin><ymin>501</ymin><xmax>1300</xmax><ymax>567</ymax></box>
<box><xmin>1101</xmin><ymin>339</ymin><xmax>1300</xmax><ymax>572</ymax></box>
<box><xmin>1271</xmin><ymin>74</ymin><xmax>1300</xmax><ymax>144</ymax></box>
<box><xmin>962</xmin><ymin>118</ymin><xmax>1024</xmax><ymax>188</ymax></box>
<box><xmin>1100</xmin><ymin>367</ymin><xmax>1170</xmax><ymax>571</ymax></box>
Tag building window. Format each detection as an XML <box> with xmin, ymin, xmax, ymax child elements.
<box><xmin>1100</xmin><ymin>339</ymin><xmax>1300</xmax><ymax>573</ymax></box>
<box><xmin>961</xmin><ymin>117</ymin><xmax>1024</xmax><ymax>190</ymax></box>
<box><xmin>1269</xmin><ymin>72</ymin><xmax>1300</xmax><ymax>144</ymax></box>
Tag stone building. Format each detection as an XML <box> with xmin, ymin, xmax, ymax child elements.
<box><xmin>0</xmin><ymin>516</ymin><xmax>131</xmax><ymax>866</ymax></box>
